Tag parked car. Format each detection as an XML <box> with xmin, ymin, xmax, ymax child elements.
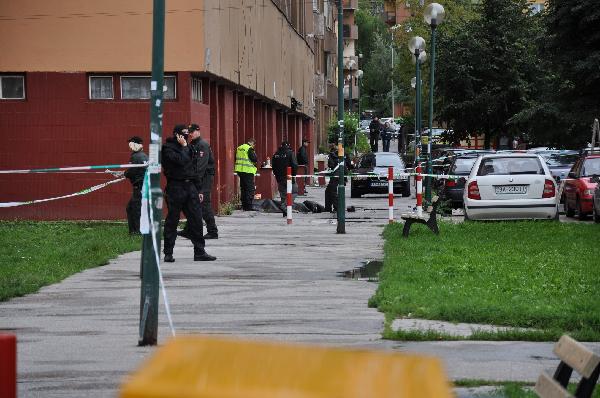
<box><xmin>563</xmin><ymin>154</ymin><xmax>600</xmax><ymax>220</ymax></box>
<box><xmin>536</xmin><ymin>150</ymin><xmax>579</xmax><ymax>182</ymax></box>
<box><xmin>463</xmin><ymin>154</ymin><xmax>558</xmax><ymax>220</ymax></box>
<box><xmin>438</xmin><ymin>153</ymin><xmax>488</xmax><ymax>209</ymax></box>
<box><xmin>592</xmin><ymin>177</ymin><xmax>600</xmax><ymax>223</ymax></box>
<box><xmin>432</xmin><ymin>149</ymin><xmax>495</xmax><ymax>174</ymax></box>
<box><xmin>351</xmin><ymin>152</ymin><xmax>410</xmax><ymax>198</ymax></box>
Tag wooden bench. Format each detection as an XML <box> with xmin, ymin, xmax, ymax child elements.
<box><xmin>535</xmin><ymin>335</ymin><xmax>600</xmax><ymax>398</ymax></box>
<box><xmin>401</xmin><ymin>196</ymin><xmax>440</xmax><ymax>237</ymax></box>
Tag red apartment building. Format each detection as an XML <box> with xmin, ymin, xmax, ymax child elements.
<box><xmin>0</xmin><ymin>0</ymin><xmax>321</xmax><ymax>220</ymax></box>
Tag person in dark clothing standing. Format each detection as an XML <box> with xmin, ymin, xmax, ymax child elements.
<box><xmin>324</xmin><ymin>144</ymin><xmax>339</xmax><ymax>212</ymax></box>
<box><xmin>272</xmin><ymin>141</ymin><xmax>298</xmax><ymax>216</ymax></box>
<box><xmin>162</xmin><ymin>124</ymin><xmax>216</xmax><ymax>263</ymax></box>
<box><xmin>381</xmin><ymin>121</ymin><xmax>393</xmax><ymax>152</ymax></box>
<box><xmin>234</xmin><ymin>138</ymin><xmax>258</xmax><ymax>211</ymax></box>
<box><xmin>124</xmin><ymin>136</ymin><xmax>148</xmax><ymax>234</ymax></box>
<box><xmin>296</xmin><ymin>138</ymin><xmax>310</xmax><ymax>189</ymax></box>
<box><xmin>369</xmin><ymin>117</ymin><xmax>382</xmax><ymax>152</ymax></box>
<box><xmin>178</xmin><ymin>123</ymin><xmax>219</xmax><ymax>240</ymax></box>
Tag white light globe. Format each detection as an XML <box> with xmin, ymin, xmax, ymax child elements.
<box><xmin>424</xmin><ymin>3</ymin><xmax>445</xmax><ymax>26</ymax></box>
<box><xmin>408</xmin><ymin>36</ymin><xmax>426</xmax><ymax>53</ymax></box>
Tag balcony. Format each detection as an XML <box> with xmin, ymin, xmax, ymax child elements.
<box><xmin>325</xmin><ymin>82</ymin><xmax>338</xmax><ymax>107</ymax></box>
<box><xmin>343</xmin><ymin>83</ymin><xmax>360</xmax><ymax>100</ymax></box>
<box><xmin>324</xmin><ymin>30</ymin><xmax>337</xmax><ymax>54</ymax></box>
<box><xmin>343</xmin><ymin>24</ymin><xmax>358</xmax><ymax>40</ymax></box>
<box><xmin>343</xmin><ymin>0</ymin><xmax>358</xmax><ymax>10</ymax></box>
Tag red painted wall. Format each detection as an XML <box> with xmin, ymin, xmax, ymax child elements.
<box><xmin>0</xmin><ymin>72</ymin><xmax>314</xmax><ymax>220</ymax></box>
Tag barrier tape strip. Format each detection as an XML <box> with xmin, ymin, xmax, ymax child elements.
<box><xmin>143</xmin><ymin>171</ymin><xmax>176</xmax><ymax>337</ymax></box>
<box><xmin>0</xmin><ymin>163</ymin><xmax>148</xmax><ymax>174</ymax></box>
<box><xmin>0</xmin><ymin>178</ymin><xmax>125</xmax><ymax>208</ymax></box>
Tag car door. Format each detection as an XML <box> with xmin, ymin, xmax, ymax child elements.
<box><xmin>563</xmin><ymin>158</ymin><xmax>581</xmax><ymax>206</ymax></box>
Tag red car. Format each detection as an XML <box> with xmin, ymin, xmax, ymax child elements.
<box><xmin>563</xmin><ymin>154</ymin><xmax>600</xmax><ymax>219</ymax></box>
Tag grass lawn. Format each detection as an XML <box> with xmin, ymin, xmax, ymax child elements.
<box><xmin>371</xmin><ymin>221</ymin><xmax>600</xmax><ymax>341</ymax></box>
<box><xmin>0</xmin><ymin>221</ymin><xmax>141</xmax><ymax>301</ymax></box>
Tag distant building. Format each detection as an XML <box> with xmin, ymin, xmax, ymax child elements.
<box><xmin>0</xmin><ymin>0</ymin><xmax>334</xmax><ymax>220</ymax></box>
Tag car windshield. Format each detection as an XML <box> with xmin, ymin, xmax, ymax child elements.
<box><xmin>477</xmin><ymin>157</ymin><xmax>544</xmax><ymax>176</ymax></box>
<box><xmin>375</xmin><ymin>153</ymin><xmax>404</xmax><ymax>168</ymax></box>
<box><xmin>450</xmin><ymin>157</ymin><xmax>477</xmax><ymax>175</ymax></box>
<box><xmin>582</xmin><ymin>158</ymin><xmax>600</xmax><ymax>176</ymax></box>
<box><xmin>541</xmin><ymin>153</ymin><xmax>579</xmax><ymax>167</ymax></box>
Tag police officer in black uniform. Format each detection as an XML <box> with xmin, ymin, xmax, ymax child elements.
<box><xmin>179</xmin><ymin>123</ymin><xmax>219</xmax><ymax>239</ymax></box>
<box><xmin>124</xmin><ymin>136</ymin><xmax>148</xmax><ymax>234</ymax></box>
<box><xmin>272</xmin><ymin>141</ymin><xmax>298</xmax><ymax>216</ymax></box>
<box><xmin>324</xmin><ymin>143</ymin><xmax>339</xmax><ymax>212</ymax></box>
<box><xmin>162</xmin><ymin>124</ymin><xmax>216</xmax><ymax>263</ymax></box>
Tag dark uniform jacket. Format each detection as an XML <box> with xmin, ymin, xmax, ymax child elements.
<box><xmin>161</xmin><ymin>137</ymin><xmax>195</xmax><ymax>181</ymax></box>
<box><xmin>297</xmin><ymin>146</ymin><xmax>308</xmax><ymax>165</ymax></box>
<box><xmin>189</xmin><ymin>137</ymin><xmax>215</xmax><ymax>192</ymax></box>
<box><xmin>124</xmin><ymin>151</ymin><xmax>148</xmax><ymax>186</ymax></box>
<box><xmin>369</xmin><ymin>120</ymin><xmax>382</xmax><ymax>139</ymax></box>
<box><xmin>272</xmin><ymin>147</ymin><xmax>298</xmax><ymax>183</ymax></box>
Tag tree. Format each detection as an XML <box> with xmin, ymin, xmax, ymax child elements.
<box><xmin>436</xmin><ymin>0</ymin><xmax>542</xmax><ymax>148</ymax></box>
<box><xmin>541</xmin><ymin>0</ymin><xmax>600</xmax><ymax>147</ymax></box>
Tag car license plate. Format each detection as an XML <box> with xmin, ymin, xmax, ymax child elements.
<box><xmin>494</xmin><ymin>185</ymin><xmax>527</xmax><ymax>194</ymax></box>
<box><xmin>370</xmin><ymin>181</ymin><xmax>387</xmax><ymax>187</ymax></box>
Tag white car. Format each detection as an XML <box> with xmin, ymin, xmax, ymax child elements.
<box><xmin>463</xmin><ymin>154</ymin><xmax>558</xmax><ymax>220</ymax></box>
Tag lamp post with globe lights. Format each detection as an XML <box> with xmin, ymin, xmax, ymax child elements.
<box><xmin>424</xmin><ymin>3</ymin><xmax>445</xmax><ymax>202</ymax></box>
<box><xmin>408</xmin><ymin>36</ymin><xmax>426</xmax><ymax>167</ymax></box>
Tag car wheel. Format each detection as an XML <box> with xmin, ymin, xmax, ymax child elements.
<box><xmin>565</xmin><ymin>197</ymin><xmax>575</xmax><ymax>217</ymax></box>
<box><xmin>593</xmin><ymin>201</ymin><xmax>600</xmax><ymax>223</ymax></box>
<box><xmin>577</xmin><ymin>198</ymin><xmax>587</xmax><ymax>221</ymax></box>
<box><xmin>350</xmin><ymin>188</ymin><xmax>361</xmax><ymax>198</ymax></box>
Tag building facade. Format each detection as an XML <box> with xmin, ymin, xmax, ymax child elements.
<box><xmin>0</xmin><ymin>0</ymin><xmax>329</xmax><ymax>220</ymax></box>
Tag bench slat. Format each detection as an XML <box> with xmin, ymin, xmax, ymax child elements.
<box><xmin>535</xmin><ymin>372</ymin><xmax>573</xmax><ymax>398</ymax></box>
<box><xmin>554</xmin><ymin>335</ymin><xmax>600</xmax><ymax>378</ymax></box>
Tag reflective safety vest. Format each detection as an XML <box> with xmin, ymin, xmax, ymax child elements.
<box><xmin>234</xmin><ymin>143</ymin><xmax>257</xmax><ymax>174</ymax></box>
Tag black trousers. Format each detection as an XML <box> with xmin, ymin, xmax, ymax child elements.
<box><xmin>324</xmin><ymin>177</ymin><xmax>338</xmax><ymax>212</ymax></box>
<box><xmin>237</xmin><ymin>172</ymin><xmax>255</xmax><ymax>210</ymax></box>
<box><xmin>370</xmin><ymin>136</ymin><xmax>379</xmax><ymax>152</ymax></box>
<box><xmin>126</xmin><ymin>184</ymin><xmax>142</xmax><ymax>234</ymax></box>
<box><xmin>163</xmin><ymin>181</ymin><xmax>205</xmax><ymax>256</ymax></box>
<box><xmin>202</xmin><ymin>175</ymin><xmax>218</xmax><ymax>235</ymax></box>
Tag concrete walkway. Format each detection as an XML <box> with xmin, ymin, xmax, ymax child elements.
<box><xmin>2</xmin><ymin>184</ymin><xmax>597</xmax><ymax>397</ymax></box>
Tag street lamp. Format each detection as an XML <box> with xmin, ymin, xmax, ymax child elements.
<box><xmin>408</xmin><ymin>36</ymin><xmax>426</xmax><ymax>168</ymax></box>
<box><xmin>424</xmin><ymin>2</ymin><xmax>445</xmax><ymax>202</ymax></box>
<box><xmin>346</xmin><ymin>59</ymin><xmax>357</xmax><ymax>113</ymax></box>
<box><xmin>390</xmin><ymin>24</ymin><xmax>401</xmax><ymax>119</ymax></box>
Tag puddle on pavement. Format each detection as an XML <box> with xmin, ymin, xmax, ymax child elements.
<box><xmin>338</xmin><ymin>260</ymin><xmax>383</xmax><ymax>281</ymax></box>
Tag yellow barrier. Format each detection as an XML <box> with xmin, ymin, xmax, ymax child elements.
<box><xmin>120</xmin><ymin>335</ymin><xmax>452</xmax><ymax>398</ymax></box>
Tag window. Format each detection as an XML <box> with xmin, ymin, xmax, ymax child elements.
<box><xmin>529</xmin><ymin>4</ymin><xmax>544</xmax><ymax>14</ymax></box>
<box><xmin>0</xmin><ymin>75</ymin><xmax>25</xmax><ymax>99</ymax></box>
<box><xmin>191</xmin><ymin>77</ymin><xmax>203</xmax><ymax>102</ymax></box>
<box><xmin>120</xmin><ymin>76</ymin><xmax>176</xmax><ymax>100</ymax></box>
<box><xmin>478</xmin><ymin>157</ymin><xmax>544</xmax><ymax>176</ymax></box>
<box><xmin>89</xmin><ymin>76</ymin><xmax>113</xmax><ymax>99</ymax></box>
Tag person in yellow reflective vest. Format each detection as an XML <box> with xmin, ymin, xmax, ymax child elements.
<box><xmin>234</xmin><ymin>138</ymin><xmax>258</xmax><ymax>211</ymax></box>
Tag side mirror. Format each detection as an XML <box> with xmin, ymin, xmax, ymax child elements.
<box><xmin>591</xmin><ymin>176</ymin><xmax>600</xmax><ymax>184</ymax></box>
<box><xmin>568</xmin><ymin>172</ymin><xmax>577</xmax><ymax>179</ymax></box>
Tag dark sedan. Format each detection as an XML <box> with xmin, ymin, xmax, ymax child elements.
<box><xmin>537</xmin><ymin>150</ymin><xmax>579</xmax><ymax>182</ymax></box>
<box><xmin>438</xmin><ymin>153</ymin><xmax>484</xmax><ymax>209</ymax></box>
<box><xmin>351</xmin><ymin>152</ymin><xmax>411</xmax><ymax>198</ymax></box>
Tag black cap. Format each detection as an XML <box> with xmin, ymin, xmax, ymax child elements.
<box><xmin>127</xmin><ymin>136</ymin><xmax>143</xmax><ymax>144</ymax></box>
<box><xmin>173</xmin><ymin>124</ymin><xmax>189</xmax><ymax>136</ymax></box>
<box><xmin>281</xmin><ymin>141</ymin><xmax>291</xmax><ymax>149</ymax></box>
<box><xmin>188</xmin><ymin>123</ymin><xmax>200</xmax><ymax>132</ymax></box>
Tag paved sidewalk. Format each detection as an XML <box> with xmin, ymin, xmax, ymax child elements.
<box><xmin>1</xmin><ymin>184</ymin><xmax>595</xmax><ymax>397</ymax></box>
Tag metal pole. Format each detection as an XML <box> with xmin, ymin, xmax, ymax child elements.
<box><xmin>139</xmin><ymin>0</ymin><xmax>164</xmax><ymax>346</ymax></box>
<box><xmin>391</xmin><ymin>45</ymin><xmax>395</xmax><ymax>119</ymax></box>
<box><xmin>337</xmin><ymin>0</ymin><xmax>345</xmax><ymax>234</ymax></box>
<box><xmin>425</xmin><ymin>24</ymin><xmax>437</xmax><ymax>202</ymax></box>
<box><xmin>349</xmin><ymin>76</ymin><xmax>353</xmax><ymax>113</ymax></box>
<box><xmin>415</xmin><ymin>50</ymin><xmax>422</xmax><ymax>168</ymax></box>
